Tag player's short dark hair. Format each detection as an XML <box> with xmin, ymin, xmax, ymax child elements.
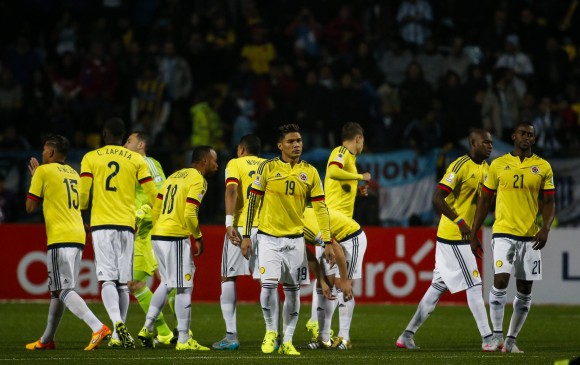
<box><xmin>342</xmin><ymin>122</ymin><xmax>364</xmax><ymax>141</ymax></box>
<box><xmin>514</xmin><ymin>121</ymin><xmax>535</xmax><ymax>133</ymax></box>
<box><xmin>277</xmin><ymin>123</ymin><xmax>300</xmax><ymax>142</ymax></box>
<box><xmin>132</xmin><ymin>131</ymin><xmax>151</xmax><ymax>148</ymax></box>
<box><xmin>44</xmin><ymin>134</ymin><xmax>70</xmax><ymax>156</ymax></box>
<box><xmin>104</xmin><ymin>118</ymin><xmax>126</xmax><ymax>138</ymax></box>
<box><xmin>240</xmin><ymin>134</ymin><xmax>261</xmax><ymax>155</ymax></box>
<box><xmin>191</xmin><ymin>145</ymin><xmax>214</xmax><ymax>164</ymax></box>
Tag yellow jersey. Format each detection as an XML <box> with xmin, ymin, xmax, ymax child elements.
<box><xmin>151</xmin><ymin>168</ymin><xmax>207</xmax><ymax>240</ymax></box>
<box><xmin>225</xmin><ymin>155</ymin><xmax>266</xmax><ymax>227</ymax></box>
<box><xmin>27</xmin><ymin>163</ymin><xmax>86</xmax><ymax>247</ymax></box>
<box><xmin>303</xmin><ymin>207</ymin><xmax>361</xmax><ymax>245</ymax></box>
<box><xmin>483</xmin><ymin>153</ymin><xmax>556</xmax><ymax>238</ymax></box>
<box><xmin>436</xmin><ymin>155</ymin><xmax>489</xmax><ymax>243</ymax></box>
<box><xmin>80</xmin><ymin>145</ymin><xmax>157</xmax><ymax>230</ymax></box>
<box><xmin>324</xmin><ymin>146</ymin><xmax>362</xmax><ymax>217</ymax></box>
<box><xmin>244</xmin><ymin>157</ymin><xmax>331</xmax><ymax>241</ymax></box>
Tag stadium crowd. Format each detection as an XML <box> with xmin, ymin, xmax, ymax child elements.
<box><xmin>1</xmin><ymin>0</ymin><xmax>580</xmax><ymax>162</ymax></box>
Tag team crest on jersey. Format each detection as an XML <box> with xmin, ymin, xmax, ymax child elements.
<box><xmin>473</xmin><ymin>270</ymin><xmax>479</xmax><ymax>278</ymax></box>
<box><xmin>185</xmin><ymin>273</ymin><xmax>192</xmax><ymax>282</ymax></box>
<box><xmin>530</xmin><ymin>166</ymin><xmax>539</xmax><ymax>174</ymax></box>
<box><xmin>260</xmin><ymin>266</ymin><xmax>265</xmax><ymax>274</ymax></box>
<box><xmin>445</xmin><ymin>172</ymin><xmax>455</xmax><ymax>183</ymax></box>
<box><xmin>495</xmin><ymin>260</ymin><xmax>503</xmax><ymax>268</ymax></box>
<box><xmin>254</xmin><ymin>175</ymin><xmax>261</xmax><ymax>186</ymax></box>
<box><xmin>336</xmin><ymin>153</ymin><xmax>345</xmax><ymax>162</ymax></box>
<box><xmin>299</xmin><ymin>172</ymin><xmax>308</xmax><ymax>182</ymax></box>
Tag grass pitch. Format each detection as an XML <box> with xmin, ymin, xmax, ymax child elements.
<box><xmin>1</xmin><ymin>302</ymin><xmax>578</xmax><ymax>364</ymax></box>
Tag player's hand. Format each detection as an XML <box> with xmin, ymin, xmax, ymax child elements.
<box><xmin>361</xmin><ymin>172</ymin><xmax>371</xmax><ymax>182</ymax></box>
<box><xmin>532</xmin><ymin>227</ymin><xmax>549</xmax><ymax>250</ymax></box>
<box><xmin>227</xmin><ymin>226</ymin><xmax>241</xmax><ymax>245</ymax></box>
<box><xmin>459</xmin><ymin>223</ymin><xmax>472</xmax><ymax>243</ymax></box>
<box><xmin>470</xmin><ymin>236</ymin><xmax>483</xmax><ymax>258</ymax></box>
<box><xmin>319</xmin><ymin>278</ymin><xmax>336</xmax><ymax>301</ymax></box>
<box><xmin>241</xmin><ymin>237</ymin><xmax>252</xmax><ymax>260</ymax></box>
<box><xmin>323</xmin><ymin>243</ymin><xmax>335</xmax><ymax>267</ymax></box>
<box><xmin>341</xmin><ymin>280</ymin><xmax>353</xmax><ymax>301</ymax></box>
<box><xmin>28</xmin><ymin>157</ymin><xmax>39</xmax><ymax>176</ymax></box>
<box><xmin>135</xmin><ymin>204</ymin><xmax>152</xmax><ymax>224</ymax></box>
<box><xmin>193</xmin><ymin>238</ymin><xmax>204</xmax><ymax>257</ymax></box>
<box><xmin>357</xmin><ymin>183</ymin><xmax>369</xmax><ymax>196</ymax></box>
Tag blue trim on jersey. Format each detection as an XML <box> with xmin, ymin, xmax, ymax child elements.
<box><xmin>48</xmin><ymin>243</ymin><xmax>85</xmax><ymax>250</ymax></box>
<box><xmin>90</xmin><ymin>225</ymin><xmax>135</xmax><ymax>233</ymax></box>
<box><xmin>492</xmin><ymin>233</ymin><xmax>534</xmax><ymax>242</ymax></box>
<box><xmin>257</xmin><ymin>230</ymin><xmax>304</xmax><ymax>239</ymax></box>
<box><xmin>436</xmin><ymin>236</ymin><xmax>470</xmax><ymax>245</ymax></box>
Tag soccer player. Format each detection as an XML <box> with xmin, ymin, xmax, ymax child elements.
<box><xmin>302</xmin><ymin>206</ymin><xmax>367</xmax><ymax>350</ymax></box>
<box><xmin>122</xmin><ymin>131</ymin><xmax>175</xmax><ymax>346</ymax></box>
<box><xmin>79</xmin><ymin>118</ymin><xmax>158</xmax><ymax>348</ymax></box>
<box><xmin>212</xmin><ymin>134</ymin><xmax>265</xmax><ymax>350</ymax></box>
<box><xmin>25</xmin><ymin>135</ymin><xmax>111</xmax><ymax>351</ymax></box>
<box><xmin>395</xmin><ymin>129</ymin><xmax>499</xmax><ymax>351</ymax></box>
<box><xmin>471</xmin><ymin>122</ymin><xmax>556</xmax><ymax>353</ymax></box>
<box><xmin>240</xmin><ymin>124</ymin><xmax>333</xmax><ymax>356</ymax></box>
<box><xmin>307</xmin><ymin>121</ymin><xmax>371</xmax><ymax>348</ymax></box>
<box><xmin>137</xmin><ymin>145</ymin><xmax>218</xmax><ymax>351</ymax></box>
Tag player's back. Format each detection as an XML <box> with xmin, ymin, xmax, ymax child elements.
<box><xmin>324</xmin><ymin>146</ymin><xmax>358</xmax><ymax>217</ymax></box>
<box><xmin>303</xmin><ymin>207</ymin><xmax>360</xmax><ymax>244</ymax></box>
<box><xmin>81</xmin><ymin>145</ymin><xmax>152</xmax><ymax>229</ymax></box>
<box><xmin>28</xmin><ymin>163</ymin><xmax>86</xmax><ymax>246</ymax></box>
<box><xmin>225</xmin><ymin>155</ymin><xmax>265</xmax><ymax>227</ymax></box>
<box><xmin>152</xmin><ymin>167</ymin><xmax>207</xmax><ymax>238</ymax></box>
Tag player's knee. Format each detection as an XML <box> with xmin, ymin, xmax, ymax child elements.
<box><xmin>493</xmin><ymin>275</ymin><xmax>510</xmax><ymax>289</ymax></box>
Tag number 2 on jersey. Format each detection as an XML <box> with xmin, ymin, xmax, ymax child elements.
<box><xmin>105</xmin><ymin>161</ymin><xmax>120</xmax><ymax>191</ymax></box>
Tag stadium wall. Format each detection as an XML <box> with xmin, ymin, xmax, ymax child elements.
<box><xmin>1</xmin><ymin>225</ymin><xmax>578</xmax><ymax>304</ymax></box>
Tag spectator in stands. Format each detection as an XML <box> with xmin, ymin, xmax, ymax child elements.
<box><xmin>533</xmin><ymin>96</ymin><xmax>562</xmax><ymax>155</ymax></box>
<box><xmin>0</xmin><ymin>125</ymin><xmax>31</xmax><ymax>150</ymax></box>
<box><xmin>373</xmin><ymin>101</ymin><xmax>403</xmax><ymax>152</ymax></box>
<box><xmin>206</xmin><ymin>12</ymin><xmax>237</xmax><ymax>84</ymax></box>
<box><xmin>241</xmin><ymin>24</ymin><xmax>276</xmax><ymax>76</ymax></box>
<box><xmin>51</xmin><ymin>51</ymin><xmax>81</xmax><ymax>102</ymax></box>
<box><xmin>352</xmin><ymin>42</ymin><xmax>384</xmax><ymax>88</ymax></box>
<box><xmin>285</xmin><ymin>7</ymin><xmax>322</xmax><ymax>58</ymax></box>
<box><xmin>534</xmin><ymin>36</ymin><xmax>572</xmax><ymax>98</ymax></box>
<box><xmin>158</xmin><ymin>41</ymin><xmax>192</xmax><ymax>103</ymax></box>
<box><xmin>190</xmin><ymin>88</ymin><xmax>223</xmax><ymax>150</ymax></box>
<box><xmin>495</xmin><ymin>34</ymin><xmax>534</xmax><ymax>98</ymax></box>
<box><xmin>398</xmin><ymin>61</ymin><xmax>434</xmax><ymax>123</ymax></box>
<box><xmin>462</xmin><ymin>64</ymin><xmax>488</xmax><ymax>128</ymax></box>
<box><xmin>481</xmin><ymin>67</ymin><xmax>520</xmax><ymax>142</ymax></box>
<box><xmin>324</xmin><ymin>4</ymin><xmax>363</xmax><ymax>61</ymax></box>
<box><xmin>378</xmin><ymin>37</ymin><xmax>413</xmax><ymax>87</ymax></box>
<box><xmin>480</xmin><ymin>9</ymin><xmax>515</xmax><ymax>66</ymax></box>
<box><xmin>403</xmin><ymin>110</ymin><xmax>441</xmax><ymax>155</ymax></box>
<box><xmin>437</xmin><ymin>70</ymin><xmax>467</xmax><ymax>146</ymax></box>
<box><xmin>296</xmin><ymin>69</ymin><xmax>331</xmax><ymax>149</ymax></box>
<box><xmin>516</xmin><ymin>7</ymin><xmax>547</xmax><ymax>62</ymax></box>
<box><xmin>444</xmin><ymin>36</ymin><xmax>472</xmax><ymax>82</ymax></box>
<box><xmin>131</xmin><ymin>62</ymin><xmax>171</xmax><ymax>140</ymax></box>
<box><xmin>0</xmin><ymin>172</ymin><xmax>18</xmax><ymax>223</ymax></box>
<box><xmin>2</xmin><ymin>35</ymin><xmax>42</xmax><ymax>87</ymax></box>
<box><xmin>415</xmin><ymin>38</ymin><xmax>445</xmax><ymax>89</ymax></box>
<box><xmin>396</xmin><ymin>0</ymin><xmax>433</xmax><ymax>49</ymax></box>
<box><xmin>0</xmin><ymin>69</ymin><xmax>23</xmax><ymax>127</ymax></box>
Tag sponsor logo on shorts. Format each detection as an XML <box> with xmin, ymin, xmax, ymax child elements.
<box><xmin>260</xmin><ymin>267</ymin><xmax>265</xmax><ymax>274</ymax></box>
<box><xmin>185</xmin><ymin>273</ymin><xmax>192</xmax><ymax>281</ymax></box>
<box><xmin>495</xmin><ymin>260</ymin><xmax>503</xmax><ymax>268</ymax></box>
<box><xmin>473</xmin><ymin>270</ymin><xmax>479</xmax><ymax>278</ymax></box>
<box><xmin>280</xmin><ymin>245</ymin><xmax>296</xmax><ymax>252</ymax></box>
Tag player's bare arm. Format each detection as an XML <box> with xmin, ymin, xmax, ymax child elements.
<box><xmin>533</xmin><ymin>193</ymin><xmax>555</xmax><ymax>250</ymax></box>
<box><xmin>433</xmin><ymin>187</ymin><xmax>471</xmax><ymax>242</ymax></box>
<box><xmin>470</xmin><ymin>190</ymin><xmax>494</xmax><ymax>258</ymax></box>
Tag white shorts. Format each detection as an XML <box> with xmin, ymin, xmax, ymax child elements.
<box><xmin>221</xmin><ymin>227</ymin><xmax>259</xmax><ymax>279</ymax></box>
<box><xmin>434</xmin><ymin>241</ymin><xmax>482</xmax><ymax>293</ymax></box>
<box><xmin>492</xmin><ymin>235</ymin><xmax>542</xmax><ymax>280</ymax></box>
<box><xmin>152</xmin><ymin>236</ymin><xmax>195</xmax><ymax>288</ymax></box>
<box><xmin>316</xmin><ymin>230</ymin><xmax>368</xmax><ymax>280</ymax></box>
<box><xmin>257</xmin><ymin>233</ymin><xmax>310</xmax><ymax>285</ymax></box>
<box><xmin>47</xmin><ymin>246</ymin><xmax>83</xmax><ymax>292</ymax></box>
<box><xmin>92</xmin><ymin>229</ymin><xmax>134</xmax><ymax>283</ymax></box>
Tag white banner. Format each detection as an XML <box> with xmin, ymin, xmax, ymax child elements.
<box><xmin>483</xmin><ymin>228</ymin><xmax>580</xmax><ymax>304</ymax></box>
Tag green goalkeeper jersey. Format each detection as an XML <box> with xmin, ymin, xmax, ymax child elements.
<box><xmin>136</xmin><ymin>156</ymin><xmax>166</xmax><ymax>219</ymax></box>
